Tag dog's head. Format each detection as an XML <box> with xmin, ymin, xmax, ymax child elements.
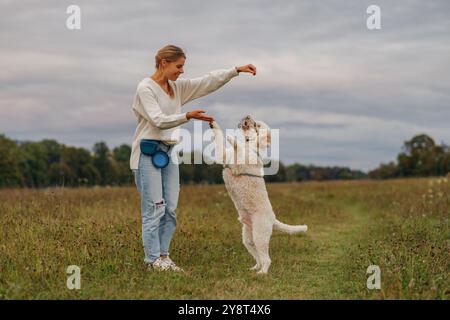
<box><xmin>238</xmin><ymin>115</ymin><xmax>271</xmax><ymax>150</ymax></box>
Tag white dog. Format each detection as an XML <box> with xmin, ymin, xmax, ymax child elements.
<box><xmin>210</xmin><ymin>116</ymin><xmax>308</xmax><ymax>274</ymax></box>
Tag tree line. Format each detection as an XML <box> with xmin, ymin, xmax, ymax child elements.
<box><xmin>0</xmin><ymin>135</ymin><xmax>132</xmax><ymax>188</ymax></box>
<box><xmin>1</xmin><ymin>133</ymin><xmax>448</xmax><ymax>188</ymax></box>
<box><xmin>368</xmin><ymin>134</ymin><xmax>450</xmax><ymax>179</ymax></box>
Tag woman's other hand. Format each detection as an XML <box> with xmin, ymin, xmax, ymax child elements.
<box><xmin>236</xmin><ymin>64</ymin><xmax>257</xmax><ymax>76</ymax></box>
<box><xmin>186</xmin><ymin>109</ymin><xmax>214</xmax><ymax>123</ymax></box>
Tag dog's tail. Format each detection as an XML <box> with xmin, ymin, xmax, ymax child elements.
<box><xmin>273</xmin><ymin>219</ymin><xmax>308</xmax><ymax>234</ymax></box>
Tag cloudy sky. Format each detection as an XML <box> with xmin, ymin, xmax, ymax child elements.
<box><xmin>1</xmin><ymin>0</ymin><xmax>449</xmax><ymax>171</ymax></box>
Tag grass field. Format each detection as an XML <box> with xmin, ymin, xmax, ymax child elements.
<box><xmin>0</xmin><ymin>177</ymin><xmax>448</xmax><ymax>299</ymax></box>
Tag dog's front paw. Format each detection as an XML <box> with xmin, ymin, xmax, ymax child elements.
<box><xmin>209</xmin><ymin>121</ymin><xmax>220</xmax><ymax>130</ymax></box>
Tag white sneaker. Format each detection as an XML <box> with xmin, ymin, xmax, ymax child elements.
<box><xmin>162</xmin><ymin>257</ymin><xmax>184</xmax><ymax>272</ymax></box>
<box><xmin>150</xmin><ymin>257</ymin><xmax>170</xmax><ymax>271</ymax></box>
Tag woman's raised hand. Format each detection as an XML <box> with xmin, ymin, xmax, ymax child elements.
<box><xmin>186</xmin><ymin>109</ymin><xmax>214</xmax><ymax>123</ymax></box>
<box><xmin>236</xmin><ymin>64</ymin><xmax>257</xmax><ymax>76</ymax></box>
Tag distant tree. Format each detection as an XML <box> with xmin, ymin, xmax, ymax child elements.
<box><xmin>41</xmin><ymin>139</ymin><xmax>62</xmax><ymax>165</ymax></box>
<box><xmin>369</xmin><ymin>161</ymin><xmax>399</xmax><ymax>179</ymax></box>
<box><xmin>79</xmin><ymin>163</ymin><xmax>101</xmax><ymax>186</ymax></box>
<box><xmin>204</xmin><ymin>164</ymin><xmax>223</xmax><ymax>184</ymax></box>
<box><xmin>296</xmin><ymin>165</ymin><xmax>313</xmax><ymax>181</ymax></box>
<box><xmin>264</xmin><ymin>161</ymin><xmax>286</xmax><ymax>182</ymax></box>
<box><xmin>113</xmin><ymin>144</ymin><xmax>131</xmax><ymax>163</ymax></box>
<box><xmin>93</xmin><ymin>142</ymin><xmax>116</xmax><ymax>185</ymax></box>
<box><xmin>179</xmin><ymin>152</ymin><xmax>224</xmax><ymax>184</ymax></box>
<box><xmin>113</xmin><ymin>144</ymin><xmax>133</xmax><ymax>185</ymax></box>
<box><xmin>441</xmin><ymin>146</ymin><xmax>450</xmax><ymax>175</ymax></box>
<box><xmin>0</xmin><ymin>134</ymin><xmax>24</xmax><ymax>188</ymax></box>
<box><xmin>397</xmin><ymin>134</ymin><xmax>444</xmax><ymax>177</ymax></box>
<box><xmin>18</xmin><ymin>142</ymin><xmax>49</xmax><ymax>187</ymax></box>
<box><xmin>336</xmin><ymin>168</ymin><xmax>351</xmax><ymax>179</ymax></box>
<box><xmin>370</xmin><ymin>133</ymin><xmax>450</xmax><ymax>179</ymax></box>
<box><xmin>179</xmin><ymin>163</ymin><xmax>194</xmax><ymax>184</ymax></box>
<box><xmin>48</xmin><ymin>162</ymin><xmax>77</xmax><ymax>187</ymax></box>
<box><xmin>310</xmin><ymin>167</ymin><xmax>328</xmax><ymax>181</ymax></box>
<box><xmin>61</xmin><ymin>146</ymin><xmax>100</xmax><ymax>186</ymax></box>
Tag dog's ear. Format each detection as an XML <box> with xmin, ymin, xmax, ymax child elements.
<box><xmin>266</xmin><ymin>129</ymin><xmax>271</xmax><ymax>146</ymax></box>
<box><xmin>256</xmin><ymin>121</ymin><xmax>271</xmax><ymax>148</ymax></box>
<box><xmin>259</xmin><ymin>128</ymin><xmax>271</xmax><ymax>148</ymax></box>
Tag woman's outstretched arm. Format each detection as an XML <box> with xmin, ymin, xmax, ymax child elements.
<box><xmin>176</xmin><ymin>64</ymin><xmax>256</xmax><ymax>105</ymax></box>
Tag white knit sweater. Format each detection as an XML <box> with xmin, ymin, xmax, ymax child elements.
<box><xmin>129</xmin><ymin>67</ymin><xmax>239</xmax><ymax>170</ymax></box>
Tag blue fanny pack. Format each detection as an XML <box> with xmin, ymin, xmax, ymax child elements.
<box><xmin>140</xmin><ymin>139</ymin><xmax>170</xmax><ymax>168</ymax></box>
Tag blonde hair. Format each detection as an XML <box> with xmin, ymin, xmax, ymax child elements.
<box><xmin>155</xmin><ymin>45</ymin><xmax>186</xmax><ymax>69</ymax></box>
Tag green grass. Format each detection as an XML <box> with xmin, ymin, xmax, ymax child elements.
<box><xmin>0</xmin><ymin>177</ymin><xmax>448</xmax><ymax>299</ymax></box>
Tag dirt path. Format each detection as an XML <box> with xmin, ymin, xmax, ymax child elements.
<box><xmin>296</xmin><ymin>200</ymin><xmax>372</xmax><ymax>298</ymax></box>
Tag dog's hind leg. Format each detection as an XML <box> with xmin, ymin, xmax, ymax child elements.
<box><xmin>252</xmin><ymin>216</ymin><xmax>273</xmax><ymax>274</ymax></box>
<box><xmin>242</xmin><ymin>224</ymin><xmax>261</xmax><ymax>271</ymax></box>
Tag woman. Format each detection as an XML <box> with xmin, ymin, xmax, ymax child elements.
<box><xmin>130</xmin><ymin>44</ymin><xmax>256</xmax><ymax>271</ymax></box>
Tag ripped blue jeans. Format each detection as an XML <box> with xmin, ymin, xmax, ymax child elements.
<box><xmin>132</xmin><ymin>151</ymin><xmax>180</xmax><ymax>264</ymax></box>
